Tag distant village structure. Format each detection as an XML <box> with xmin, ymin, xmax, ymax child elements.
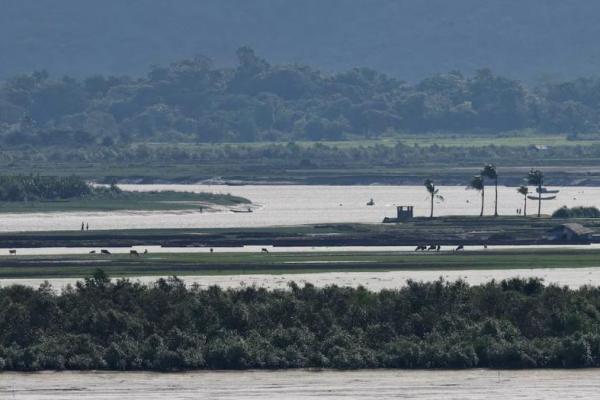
<box><xmin>383</xmin><ymin>206</ymin><xmax>413</xmax><ymax>223</ymax></box>
<box><xmin>547</xmin><ymin>223</ymin><xmax>594</xmax><ymax>242</ymax></box>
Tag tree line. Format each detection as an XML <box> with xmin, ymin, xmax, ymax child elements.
<box><xmin>2</xmin><ymin>272</ymin><xmax>600</xmax><ymax>371</ymax></box>
<box><xmin>425</xmin><ymin>166</ymin><xmax>549</xmax><ymax>217</ymax></box>
<box><xmin>0</xmin><ymin>175</ymin><xmax>124</xmax><ymax>202</ymax></box>
<box><xmin>4</xmin><ymin>47</ymin><xmax>600</xmax><ymax>146</ymax></box>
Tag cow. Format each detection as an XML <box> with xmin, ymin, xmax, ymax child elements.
<box><xmin>261</xmin><ymin>248</ymin><xmax>269</xmax><ymax>253</ymax></box>
<box><xmin>427</xmin><ymin>245</ymin><xmax>437</xmax><ymax>251</ymax></box>
<box><xmin>8</xmin><ymin>249</ymin><xmax>16</xmax><ymax>255</ymax></box>
<box><xmin>89</xmin><ymin>250</ymin><xmax>96</xmax><ymax>254</ymax></box>
<box><xmin>454</xmin><ymin>245</ymin><xmax>464</xmax><ymax>251</ymax></box>
<box><xmin>101</xmin><ymin>249</ymin><xmax>111</xmax><ymax>255</ymax></box>
<box><xmin>130</xmin><ymin>250</ymin><xmax>140</xmax><ymax>256</ymax></box>
<box><xmin>414</xmin><ymin>245</ymin><xmax>427</xmax><ymax>251</ymax></box>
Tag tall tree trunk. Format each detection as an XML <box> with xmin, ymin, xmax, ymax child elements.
<box><xmin>523</xmin><ymin>195</ymin><xmax>527</xmax><ymax>216</ymax></box>
<box><xmin>480</xmin><ymin>187</ymin><xmax>484</xmax><ymax>217</ymax></box>
<box><xmin>494</xmin><ymin>178</ymin><xmax>498</xmax><ymax>216</ymax></box>
<box><xmin>537</xmin><ymin>184</ymin><xmax>542</xmax><ymax>217</ymax></box>
<box><xmin>430</xmin><ymin>194</ymin><xmax>434</xmax><ymax>218</ymax></box>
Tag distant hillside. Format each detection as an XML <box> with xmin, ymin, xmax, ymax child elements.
<box><xmin>2</xmin><ymin>0</ymin><xmax>600</xmax><ymax>81</ymax></box>
<box><xmin>2</xmin><ymin>49</ymin><xmax>600</xmax><ymax>145</ymax></box>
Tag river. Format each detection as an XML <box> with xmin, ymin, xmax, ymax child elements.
<box><xmin>4</xmin><ymin>266</ymin><xmax>600</xmax><ymax>291</ymax></box>
<box><xmin>0</xmin><ymin>184</ymin><xmax>595</xmax><ymax>232</ymax></box>
<box><xmin>1</xmin><ymin>369</ymin><xmax>599</xmax><ymax>399</ymax></box>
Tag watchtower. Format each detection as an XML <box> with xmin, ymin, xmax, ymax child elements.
<box><xmin>397</xmin><ymin>206</ymin><xmax>414</xmax><ymax>220</ymax></box>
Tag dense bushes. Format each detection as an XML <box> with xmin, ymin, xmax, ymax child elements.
<box><xmin>4</xmin><ymin>48</ymin><xmax>600</xmax><ymax>146</ymax></box>
<box><xmin>552</xmin><ymin>206</ymin><xmax>600</xmax><ymax>218</ymax></box>
<box><xmin>3</xmin><ymin>272</ymin><xmax>600</xmax><ymax>371</ymax></box>
<box><xmin>0</xmin><ymin>175</ymin><xmax>92</xmax><ymax>201</ymax></box>
<box><xmin>3</xmin><ymin>142</ymin><xmax>600</xmax><ymax>175</ymax></box>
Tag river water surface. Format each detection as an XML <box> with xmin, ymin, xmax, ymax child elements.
<box><xmin>2</xmin><ymin>369</ymin><xmax>599</xmax><ymax>399</ymax></box>
<box><xmin>0</xmin><ymin>184</ymin><xmax>595</xmax><ymax>232</ymax></box>
<box><xmin>5</xmin><ymin>266</ymin><xmax>600</xmax><ymax>291</ymax></box>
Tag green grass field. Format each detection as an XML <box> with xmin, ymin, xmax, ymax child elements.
<box><xmin>142</xmin><ymin>132</ymin><xmax>598</xmax><ymax>149</ymax></box>
<box><xmin>1</xmin><ymin>248</ymin><xmax>599</xmax><ymax>279</ymax></box>
<box><xmin>3</xmin><ymin>132</ymin><xmax>600</xmax><ymax>185</ymax></box>
<box><xmin>0</xmin><ymin>191</ymin><xmax>249</xmax><ymax>213</ymax></box>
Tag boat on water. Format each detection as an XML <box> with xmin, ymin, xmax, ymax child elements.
<box><xmin>231</xmin><ymin>207</ymin><xmax>253</xmax><ymax>213</ymax></box>
<box><xmin>536</xmin><ymin>187</ymin><xmax>560</xmax><ymax>194</ymax></box>
<box><xmin>366</xmin><ymin>198</ymin><xmax>375</xmax><ymax>206</ymax></box>
<box><xmin>528</xmin><ymin>195</ymin><xmax>556</xmax><ymax>201</ymax></box>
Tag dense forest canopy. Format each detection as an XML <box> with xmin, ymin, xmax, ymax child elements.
<box><xmin>2</xmin><ymin>48</ymin><xmax>600</xmax><ymax>146</ymax></box>
<box><xmin>3</xmin><ymin>274</ymin><xmax>600</xmax><ymax>371</ymax></box>
<box><xmin>3</xmin><ymin>1</ymin><xmax>600</xmax><ymax>81</ymax></box>
<box><xmin>0</xmin><ymin>175</ymin><xmax>115</xmax><ymax>201</ymax></box>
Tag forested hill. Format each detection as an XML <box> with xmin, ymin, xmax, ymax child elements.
<box><xmin>2</xmin><ymin>48</ymin><xmax>600</xmax><ymax>146</ymax></box>
<box><xmin>2</xmin><ymin>1</ymin><xmax>600</xmax><ymax>81</ymax></box>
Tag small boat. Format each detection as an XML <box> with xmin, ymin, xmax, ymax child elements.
<box><xmin>536</xmin><ymin>187</ymin><xmax>560</xmax><ymax>194</ymax></box>
<box><xmin>366</xmin><ymin>198</ymin><xmax>375</xmax><ymax>206</ymax></box>
<box><xmin>231</xmin><ymin>207</ymin><xmax>253</xmax><ymax>213</ymax></box>
<box><xmin>528</xmin><ymin>195</ymin><xmax>556</xmax><ymax>201</ymax></box>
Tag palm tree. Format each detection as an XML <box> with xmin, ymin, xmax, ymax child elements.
<box><xmin>517</xmin><ymin>185</ymin><xmax>529</xmax><ymax>216</ymax></box>
<box><xmin>481</xmin><ymin>164</ymin><xmax>498</xmax><ymax>216</ymax></box>
<box><xmin>527</xmin><ymin>169</ymin><xmax>544</xmax><ymax>217</ymax></box>
<box><xmin>467</xmin><ymin>175</ymin><xmax>485</xmax><ymax>217</ymax></box>
<box><xmin>424</xmin><ymin>179</ymin><xmax>444</xmax><ymax>218</ymax></box>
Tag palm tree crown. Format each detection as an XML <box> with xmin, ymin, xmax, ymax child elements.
<box><xmin>467</xmin><ymin>175</ymin><xmax>485</xmax><ymax>216</ymax></box>
<box><xmin>481</xmin><ymin>164</ymin><xmax>497</xmax><ymax>180</ymax></box>
<box><xmin>468</xmin><ymin>175</ymin><xmax>484</xmax><ymax>191</ymax></box>
<box><xmin>527</xmin><ymin>169</ymin><xmax>544</xmax><ymax>217</ymax></box>
<box><xmin>424</xmin><ymin>179</ymin><xmax>443</xmax><ymax>218</ymax></box>
<box><xmin>527</xmin><ymin>169</ymin><xmax>544</xmax><ymax>186</ymax></box>
<box><xmin>517</xmin><ymin>185</ymin><xmax>528</xmax><ymax>216</ymax></box>
<box><xmin>517</xmin><ymin>185</ymin><xmax>529</xmax><ymax>196</ymax></box>
<box><xmin>481</xmin><ymin>164</ymin><xmax>498</xmax><ymax>216</ymax></box>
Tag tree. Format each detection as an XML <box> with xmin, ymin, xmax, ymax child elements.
<box><xmin>527</xmin><ymin>169</ymin><xmax>544</xmax><ymax>217</ymax></box>
<box><xmin>517</xmin><ymin>185</ymin><xmax>529</xmax><ymax>216</ymax></box>
<box><xmin>424</xmin><ymin>179</ymin><xmax>443</xmax><ymax>218</ymax></box>
<box><xmin>468</xmin><ymin>175</ymin><xmax>485</xmax><ymax>217</ymax></box>
<box><xmin>481</xmin><ymin>164</ymin><xmax>498</xmax><ymax>216</ymax></box>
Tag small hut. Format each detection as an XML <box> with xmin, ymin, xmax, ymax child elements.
<box><xmin>397</xmin><ymin>206</ymin><xmax>414</xmax><ymax>220</ymax></box>
<box><xmin>383</xmin><ymin>206</ymin><xmax>413</xmax><ymax>223</ymax></box>
<box><xmin>546</xmin><ymin>223</ymin><xmax>594</xmax><ymax>242</ymax></box>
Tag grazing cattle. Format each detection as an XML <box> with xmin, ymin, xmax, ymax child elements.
<box><xmin>100</xmin><ymin>249</ymin><xmax>111</xmax><ymax>255</ymax></box>
<box><xmin>427</xmin><ymin>245</ymin><xmax>436</xmax><ymax>251</ymax></box>
<box><xmin>89</xmin><ymin>250</ymin><xmax>96</xmax><ymax>254</ymax></box>
<box><xmin>261</xmin><ymin>248</ymin><xmax>269</xmax><ymax>253</ymax></box>
<box><xmin>414</xmin><ymin>245</ymin><xmax>427</xmax><ymax>251</ymax></box>
<box><xmin>454</xmin><ymin>245</ymin><xmax>464</xmax><ymax>251</ymax></box>
<box><xmin>8</xmin><ymin>249</ymin><xmax>16</xmax><ymax>255</ymax></box>
<box><xmin>130</xmin><ymin>250</ymin><xmax>140</xmax><ymax>256</ymax></box>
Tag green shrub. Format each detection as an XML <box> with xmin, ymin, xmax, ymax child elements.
<box><xmin>552</xmin><ymin>206</ymin><xmax>600</xmax><ymax>218</ymax></box>
<box><xmin>3</xmin><ymin>273</ymin><xmax>600</xmax><ymax>370</ymax></box>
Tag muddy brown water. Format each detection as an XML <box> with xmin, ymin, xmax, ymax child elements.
<box><xmin>0</xmin><ymin>184</ymin><xmax>595</xmax><ymax>232</ymax></box>
<box><xmin>4</xmin><ymin>266</ymin><xmax>600</xmax><ymax>291</ymax></box>
<box><xmin>1</xmin><ymin>369</ymin><xmax>599</xmax><ymax>399</ymax></box>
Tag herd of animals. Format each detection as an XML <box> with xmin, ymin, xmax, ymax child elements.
<box><xmin>5</xmin><ymin>245</ymin><xmax>485</xmax><ymax>255</ymax></box>
<box><xmin>414</xmin><ymin>244</ymin><xmax>486</xmax><ymax>251</ymax></box>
